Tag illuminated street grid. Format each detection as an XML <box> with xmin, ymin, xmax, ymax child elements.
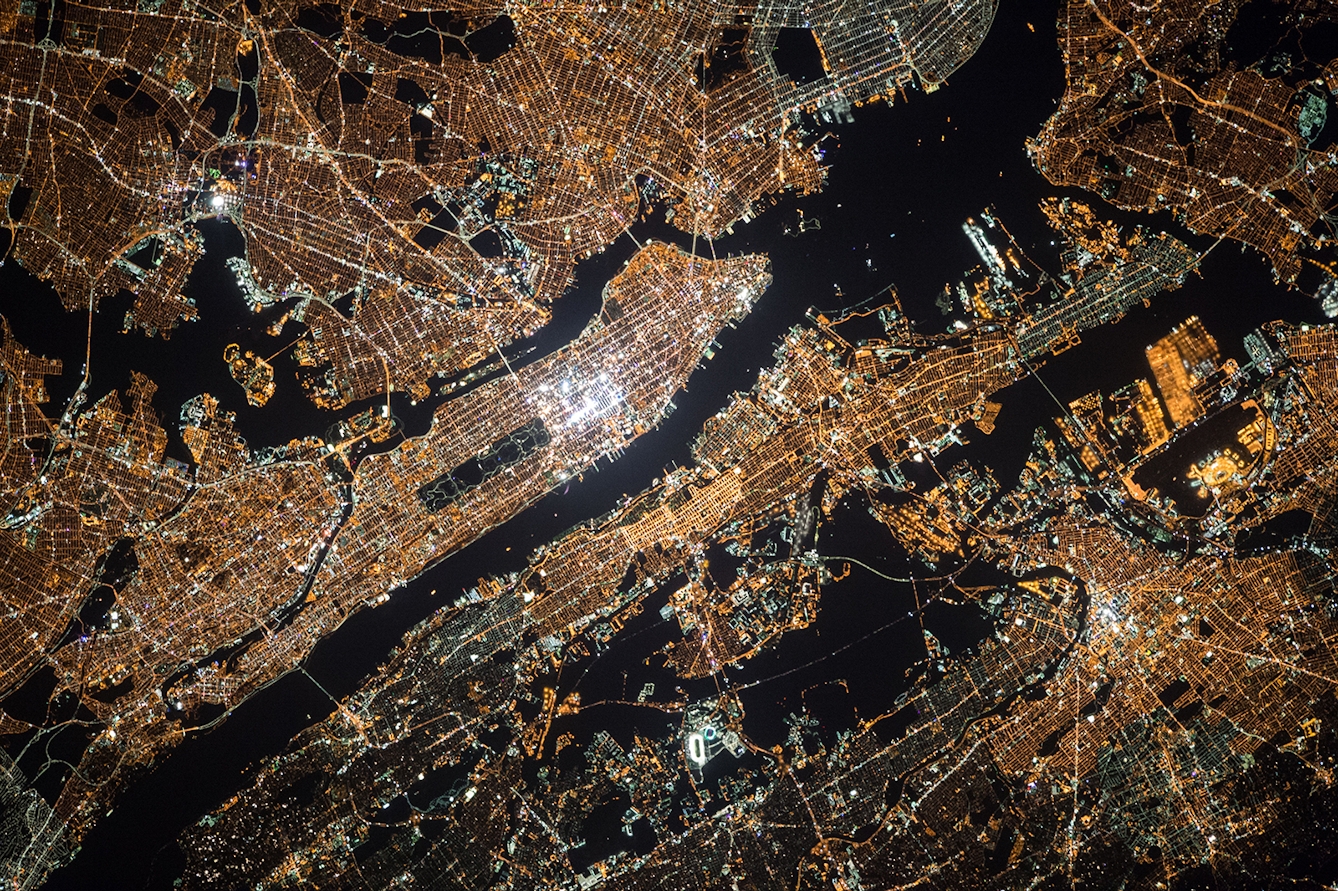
<box><xmin>168</xmin><ymin>206</ymin><xmax>1338</xmax><ymax>890</ymax></box>
<box><xmin>0</xmin><ymin>0</ymin><xmax>999</xmax><ymax>870</ymax></box>
<box><xmin>0</xmin><ymin>0</ymin><xmax>993</xmax><ymax>379</ymax></box>
<box><xmin>1030</xmin><ymin>0</ymin><xmax>1338</xmax><ymax>283</ymax></box>
<box><xmin>3</xmin><ymin>0</ymin><xmax>1338</xmax><ymax>883</ymax></box>
<box><xmin>0</xmin><ymin>0</ymin><xmax>995</xmax><ymax>861</ymax></box>
<box><xmin>0</xmin><ymin>240</ymin><xmax>765</xmax><ymax>845</ymax></box>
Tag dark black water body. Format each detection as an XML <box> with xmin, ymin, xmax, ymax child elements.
<box><xmin>733</xmin><ymin>497</ymin><xmax>927</xmax><ymax>747</ymax></box>
<box><xmin>0</xmin><ymin>219</ymin><xmax>335</xmax><ymax>464</ymax></box>
<box><xmin>28</xmin><ymin>0</ymin><xmax>1331</xmax><ymax>886</ymax></box>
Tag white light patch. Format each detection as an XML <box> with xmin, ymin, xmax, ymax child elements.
<box><xmin>686</xmin><ymin>732</ymin><xmax>707</xmax><ymax>766</ymax></box>
<box><xmin>564</xmin><ymin>374</ymin><xmax>624</xmax><ymax>429</ymax></box>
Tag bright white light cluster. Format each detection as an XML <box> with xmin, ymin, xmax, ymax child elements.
<box><xmin>685</xmin><ymin>724</ymin><xmax>719</xmax><ymax>766</ymax></box>
<box><xmin>562</xmin><ymin>372</ymin><xmax>625</xmax><ymax>429</ymax></box>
